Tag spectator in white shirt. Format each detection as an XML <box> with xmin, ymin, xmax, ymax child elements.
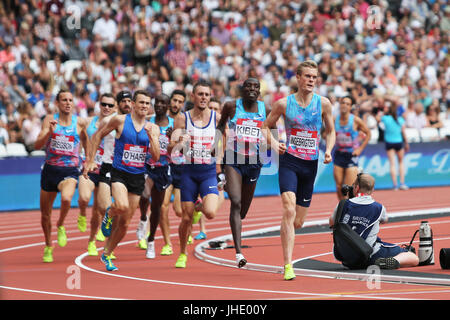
<box><xmin>405</xmin><ymin>102</ymin><xmax>428</xmax><ymax>130</ymax></box>
<box><xmin>92</xmin><ymin>8</ymin><xmax>117</xmax><ymax>46</ymax></box>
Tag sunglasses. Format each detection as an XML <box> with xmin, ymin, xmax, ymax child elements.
<box><xmin>101</xmin><ymin>102</ymin><xmax>115</xmax><ymax>108</ymax></box>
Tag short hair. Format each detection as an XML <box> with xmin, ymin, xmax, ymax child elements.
<box><xmin>296</xmin><ymin>60</ymin><xmax>318</xmax><ymax>75</ymax></box>
<box><xmin>210</xmin><ymin>97</ymin><xmax>221</xmax><ymax>104</ymax></box>
<box><xmin>99</xmin><ymin>93</ymin><xmax>115</xmax><ymax>101</ymax></box>
<box><xmin>133</xmin><ymin>89</ymin><xmax>151</xmax><ymax>101</ymax></box>
<box><xmin>356</xmin><ymin>173</ymin><xmax>375</xmax><ymax>193</ymax></box>
<box><xmin>192</xmin><ymin>80</ymin><xmax>211</xmax><ymax>93</ymax></box>
<box><xmin>340</xmin><ymin>95</ymin><xmax>355</xmax><ymax>105</ymax></box>
<box><xmin>56</xmin><ymin>89</ymin><xmax>71</xmax><ymax>101</ymax></box>
<box><xmin>171</xmin><ymin>89</ymin><xmax>186</xmax><ymax>99</ymax></box>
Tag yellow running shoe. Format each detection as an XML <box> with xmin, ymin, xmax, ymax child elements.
<box><xmin>109</xmin><ymin>252</ymin><xmax>116</xmax><ymax>260</ymax></box>
<box><xmin>87</xmin><ymin>241</ymin><xmax>98</xmax><ymax>256</ymax></box>
<box><xmin>138</xmin><ymin>238</ymin><xmax>148</xmax><ymax>249</ymax></box>
<box><xmin>96</xmin><ymin>229</ymin><xmax>106</xmax><ymax>241</ymax></box>
<box><xmin>187</xmin><ymin>235</ymin><xmax>193</xmax><ymax>245</ymax></box>
<box><xmin>77</xmin><ymin>214</ymin><xmax>87</xmax><ymax>232</ymax></box>
<box><xmin>43</xmin><ymin>246</ymin><xmax>53</xmax><ymax>263</ymax></box>
<box><xmin>192</xmin><ymin>210</ymin><xmax>202</xmax><ymax>224</ymax></box>
<box><xmin>160</xmin><ymin>244</ymin><xmax>173</xmax><ymax>256</ymax></box>
<box><xmin>175</xmin><ymin>253</ymin><xmax>187</xmax><ymax>268</ymax></box>
<box><xmin>57</xmin><ymin>226</ymin><xmax>67</xmax><ymax>247</ymax></box>
<box><xmin>284</xmin><ymin>263</ymin><xmax>296</xmax><ymax>280</ymax></box>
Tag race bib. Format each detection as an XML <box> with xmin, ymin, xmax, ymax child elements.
<box><xmin>189</xmin><ymin>135</ymin><xmax>213</xmax><ymax>164</ymax></box>
<box><xmin>49</xmin><ymin>133</ymin><xmax>75</xmax><ymax>156</ymax></box>
<box><xmin>159</xmin><ymin>134</ymin><xmax>169</xmax><ymax>156</ymax></box>
<box><xmin>288</xmin><ymin>129</ymin><xmax>318</xmax><ymax>158</ymax></box>
<box><xmin>336</xmin><ymin>131</ymin><xmax>353</xmax><ymax>148</ymax></box>
<box><xmin>122</xmin><ymin>144</ymin><xmax>147</xmax><ymax>167</ymax></box>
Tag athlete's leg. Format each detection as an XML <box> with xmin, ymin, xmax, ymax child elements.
<box><xmin>179</xmin><ymin>201</ymin><xmax>195</xmax><ymax>255</ymax></box>
<box><xmin>280</xmin><ymin>191</ymin><xmax>297</xmax><ymax>266</ymax></box>
<box><xmin>396</xmin><ymin>148</ymin><xmax>406</xmax><ymax>186</ymax></box>
<box><xmin>386</xmin><ymin>148</ymin><xmax>398</xmax><ymax>188</ymax></box>
<box><xmin>90</xmin><ymin>181</ymin><xmax>111</xmax><ymax>242</ymax></box>
<box><xmin>225</xmin><ymin>165</ymin><xmax>244</xmax><ymax>253</ymax></box>
<box><xmin>78</xmin><ymin>175</ymin><xmax>94</xmax><ymax>220</ymax></box>
<box><xmin>160</xmin><ymin>184</ymin><xmax>174</xmax><ymax>247</ymax></box>
<box><xmin>40</xmin><ymin>190</ymin><xmax>58</xmax><ymax>246</ymax></box>
<box><xmin>56</xmin><ymin>178</ymin><xmax>77</xmax><ymax>228</ymax></box>
<box><xmin>333</xmin><ymin>165</ymin><xmax>345</xmax><ymax>200</ymax></box>
<box><xmin>148</xmin><ymin>186</ymin><xmax>166</xmax><ymax>242</ymax></box>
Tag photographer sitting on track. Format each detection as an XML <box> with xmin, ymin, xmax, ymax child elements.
<box><xmin>329</xmin><ymin>173</ymin><xmax>419</xmax><ymax>269</ymax></box>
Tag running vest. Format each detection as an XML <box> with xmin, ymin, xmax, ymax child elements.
<box><xmin>285</xmin><ymin>93</ymin><xmax>322</xmax><ymax>161</ymax></box>
<box><xmin>185</xmin><ymin>110</ymin><xmax>216</xmax><ymax>165</ymax></box>
<box><xmin>112</xmin><ymin>114</ymin><xmax>149</xmax><ymax>174</ymax></box>
<box><xmin>226</xmin><ymin>98</ymin><xmax>266</xmax><ymax>157</ymax></box>
<box><xmin>146</xmin><ymin>115</ymin><xmax>174</xmax><ymax>167</ymax></box>
<box><xmin>102</xmin><ymin>113</ymin><xmax>118</xmax><ymax>165</ymax></box>
<box><xmin>335</xmin><ymin>114</ymin><xmax>359</xmax><ymax>153</ymax></box>
<box><xmin>45</xmin><ymin>113</ymin><xmax>80</xmax><ymax>167</ymax></box>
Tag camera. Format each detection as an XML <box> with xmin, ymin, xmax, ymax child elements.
<box><xmin>341</xmin><ymin>184</ymin><xmax>355</xmax><ymax>198</ymax></box>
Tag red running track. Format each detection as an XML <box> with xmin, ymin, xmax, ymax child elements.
<box><xmin>1</xmin><ymin>186</ymin><xmax>450</xmax><ymax>301</ymax></box>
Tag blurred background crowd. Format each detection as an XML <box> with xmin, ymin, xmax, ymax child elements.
<box><xmin>0</xmin><ymin>0</ymin><xmax>449</xmax><ymax>154</ymax></box>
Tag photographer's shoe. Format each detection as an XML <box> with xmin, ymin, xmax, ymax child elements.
<box><xmin>374</xmin><ymin>257</ymin><xmax>400</xmax><ymax>269</ymax></box>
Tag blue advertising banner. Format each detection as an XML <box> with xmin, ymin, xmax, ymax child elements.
<box><xmin>0</xmin><ymin>141</ymin><xmax>449</xmax><ymax>211</ymax></box>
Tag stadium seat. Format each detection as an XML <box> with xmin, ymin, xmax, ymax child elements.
<box><xmin>6</xmin><ymin>143</ymin><xmax>29</xmax><ymax>157</ymax></box>
<box><xmin>30</xmin><ymin>150</ymin><xmax>46</xmax><ymax>157</ymax></box>
<box><xmin>439</xmin><ymin>126</ymin><xmax>450</xmax><ymax>140</ymax></box>
<box><xmin>0</xmin><ymin>143</ymin><xmax>7</xmax><ymax>158</ymax></box>
<box><xmin>368</xmin><ymin>128</ymin><xmax>379</xmax><ymax>144</ymax></box>
<box><xmin>404</xmin><ymin>128</ymin><xmax>421</xmax><ymax>143</ymax></box>
<box><xmin>420</xmin><ymin>127</ymin><xmax>440</xmax><ymax>142</ymax></box>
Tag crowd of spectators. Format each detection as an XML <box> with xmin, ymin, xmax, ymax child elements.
<box><xmin>0</xmin><ymin>0</ymin><xmax>449</xmax><ymax>154</ymax></box>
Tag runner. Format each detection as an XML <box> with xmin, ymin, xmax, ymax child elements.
<box><xmin>85</xmin><ymin>91</ymin><xmax>132</xmax><ymax>256</ymax></box>
<box><xmin>84</xmin><ymin>90</ymin><xmax>160</xmax><ymax>271</ymax></box>
<box><xmin>218</xmin><ymin>78</ymin><xmax>268</xmax><ymax>267</ymax></box>
<box><xmin>263</xmin><ymin>60</ymin><xmax>336</xmax><ymax>280</ymax></box>
<box><xmin>35</xmin><ymin>90</ymin><xmax>89</xmax><ymax>263</ymax></box>
<box><xmin>169</xmin><ymin>80</ymin><xmax>222</xmax><ymax>268</ymax></box>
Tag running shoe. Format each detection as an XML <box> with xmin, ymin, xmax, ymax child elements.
<box><xmin>374</xmin><ymin>257</ymin><xmax>400</xmax><ymax>269</ymax></box>
<box><xmin>43</xmin><ymin>246</ymin><xmax>53</xmax><ymax>263</ymax></box>
<box><xmin>399</xmin><ymin>184</ymin><xmax>409</xmax><ymax>190</ymax></box>
<box><xmin>192</xmin><ymin>210</ymin><xmax>202</xmax><ymax>224</ymax></box>
<box><xmin>101</xmin><ymin>207</ymin><xmax>114</xmax><ymax>237</ymax></box>
<box><xmin>96</xmin><ymin>229</ymin><xmax>106</xmax><ymax>241</ymax></box>
<box><xmin>57</xmin><ymin>226</ymin><xmax>67</xmax><ymax>247</ymax></box>
<box><xmin>77</xmin><ymin>214</ymin><xmax>87</xmax><ymax>232</ymax></box>
<box><xmin>187</xmin><ymin>235</ymin><xmax>193</xmax><ymax>245</ymax></box>
<box><xmin>284</xmin><ymin>263</ymin><xmax>296</xmax><ymax>280</ymax></box>
<box><xmin>138</xmin><ymin>238</ymin><xmax>148</xmax><ymax>250</ymax></box>
<box><xmin>175</xmin><ymin>253</ymin><xmax>187</xmax><ymax>268</ymax></box>
<box><xmin>160</xmin><ymin>244</ymin><xmax>173</xmax><ymax>256</ymax></box>
<box><xmin>136</xmin><ymin>219</ymin><xmax>148</xmax><ymax>240</ymax></box>
<box><xmin>146</xmin><ymin>241</ymin><xmax>155</xmax><ymax>259</ymax></box>
<box><xmin>87</xmin><ymin>241</ymin><xmax>98</xmax><ymax>256</ymax></box>
<box><xmin>194</xmin><ymin>231</ymin><xmax>207</xmax><ymax>240</ymax></box>
<box><xmin>101</xmin><ymin>253</ymin><xmax>118</xmax><ymax>271</ymax></box>
<box><xmin>236</xmin><ymin>253</ymin><xmax>247</xmax><ymax>268</ymax></box>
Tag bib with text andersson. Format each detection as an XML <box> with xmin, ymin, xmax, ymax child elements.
<box><xmin>49</xmin><ymin>133</ymin><xmax>75</xmax><ymax>156</ymax></box>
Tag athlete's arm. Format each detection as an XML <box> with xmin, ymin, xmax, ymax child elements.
<box><xmin>263</xmin><ymin>98</ymin><xmax>286</xmax><ymax>154</ymax></box>
<box><xmin>78</xmin><ymin>117</ymin><xmax>90</xmax><ymax>159</ymax></box>
<box><xmin>145</xmin><ymin>122</ymin><xmax>160</xmax><ymax>162</ymax></box>
<box><xmin>34</xmin><ymin>115</ymin><xmax>56</xmax><ymax>150</ymax></box>
<box><xmin>321</xmin><ymin>97</ymin><xmax>336</xmax><ymax>164</ymax></box>
<box><xmin>353</xmin><ymin>116</ymin><xmax>371</xmax><ymax>157</ymax></box>
<box><xmin>84</xmin><ymin>114</ymin><xmax>124</xmax><ymax>177</ymax></box>
<box><xmin>168</xmin><ymin>112</ymin><xmax>187</xmax><ymax>156</ymax></box>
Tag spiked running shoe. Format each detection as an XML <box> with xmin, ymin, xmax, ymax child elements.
<box><xmin>77</xmin><ymin>214</ymin><xmax>87</xmax><ymax>232</ymax></box>
<box><xmin>175</xmin><ymin>253</ymin><xmax>187</xmax><ymax>268</ymax></box>
<box><xmin>146</xmin><ymin>241</ymin><xmax>155</xmax><ymax>259</ymax></box>
<box><xmin>57</xmin><ymin>226</ymin><xmax>67</xmax><ymax>247</ymax></box>
<box><xmin>138</xmin><ymin>238</ymin><xmax>148</xmax><ymax>249</ymax></box>
<box><xmin>101</xmin><ymin>253</ymin><xmax>118</xmax><ymax>271</ymax></box>
<box><xmin>194</xmin><ymin>231</ymin><xmax>207</xmax><ymax>240</ymax></box>
<box><xmin>101</xmin><ymin>207</ymin><xmax>114</xmax><ymax>237</ymax></box>
<box><xmin>192</xmin><ymin>210</ymin><xmax>202</xmax><ymax>224</ymax></box>
<box><xmin>187</xmin><ymin>235</ymin><xmax>193</xmax><ymax>245</ymax></box>
<box><xmin>236</xmin><ymin>253</ymin><xmax>247</xmax><ymax>268</ymax></box>
<box><xmin>284</xmin><ymin>264</ymin><xmax>296</xmax><ymax>280</ymax></box>
<box><xmin>375</xmin><ymin>257</ymin><xmax>400</xmax><ymax>269</ymax></box>
<box><xmin>87</xmin><ymin>241</ymin><xmax>98</xmax><ymax>256</ymax></box>
<box><xmin>96</xmin><ymin>229</ymin><xmax>106</xmax><ymax>241</ymax></box>
<box><xmin>160</xmin><ymin>244</ymin><xmax>173</xmax><ymax>256</ymax></box>
<box><xmin>43</xmin><ymin>246</ymin><xmax>54</xmax><ymax>263</ymax></box>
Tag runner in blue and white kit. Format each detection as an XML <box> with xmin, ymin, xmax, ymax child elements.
<box><xmin>169</xmin><ymin>80</ymin><xmax>221</xmax><ymax>269</ymax></box>
<box><xmin>263</xmin><ymin>60</ymin><xmax>336</xmax><ymax>280</ymax></box>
